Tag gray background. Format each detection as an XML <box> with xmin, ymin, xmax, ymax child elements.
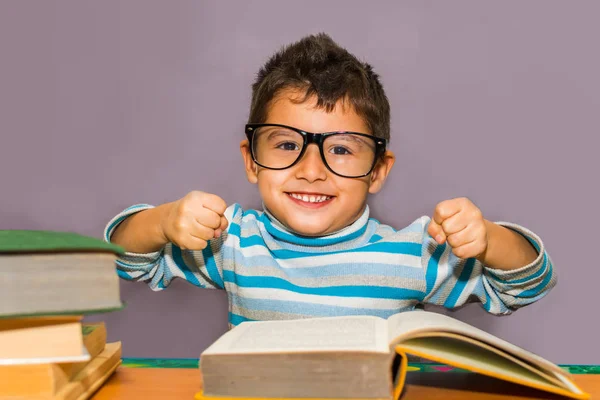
<box><xmin>1</xmin><ymin>1</ymin><xmax>598</xmax><ymax>363</ymax></box>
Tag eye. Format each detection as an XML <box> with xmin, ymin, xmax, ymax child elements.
<box><xmin>276</xmin><ymin>142</ymin><xmax>300</xmax><ymax>151</ymax></box>
<box><xmin>329</xmin><ymin>146</ymin><xmax>352</xmax><ymax>155</ymax></box>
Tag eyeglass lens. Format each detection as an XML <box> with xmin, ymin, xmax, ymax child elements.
<box><xmin>251</xmin><ymin>126</ymin><xmax>377</xmax><ymax>177</ymax></box>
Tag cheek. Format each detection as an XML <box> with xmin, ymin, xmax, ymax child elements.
<box><xmin>336</xmin><ymin>178</ymin><xmax>370</xmax><ymax>201</ymax></box>
<box><xmin>256</xmin><ymin>170</ymin><xmax>288</xmax><ymax>193</ymax></box>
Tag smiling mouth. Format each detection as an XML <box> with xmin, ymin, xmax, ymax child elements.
<box><xmin>286</xmin><ymin>192</ymin><xmax>334</xmax><ymax>204</ymax></box>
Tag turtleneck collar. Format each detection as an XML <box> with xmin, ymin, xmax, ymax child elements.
<box><xmin>258</xmin><ymin>205</ymin><xmax>371</xmax><ymax>247</ymax></box>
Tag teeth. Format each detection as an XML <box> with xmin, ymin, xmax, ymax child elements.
<box><xmin>289</xmin><ymin>193</ymin><xmax>331</xmax><ymax>203</ymax></box>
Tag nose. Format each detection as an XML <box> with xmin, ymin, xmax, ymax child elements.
<box><xmin>294</xmin><ymin>144</ymin><xmax>327</xmax><ymax>182</ymax></box>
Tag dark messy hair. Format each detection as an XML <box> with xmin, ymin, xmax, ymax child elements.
<box><xmin>248</xmin><ymin>33</ymin><xmax>391</xmax><ymax>141</ymax></box>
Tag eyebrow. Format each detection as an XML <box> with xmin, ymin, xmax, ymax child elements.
<box><xmin>328</xmin><ymin>133</ymin><xmax>375</xmax><ymax>149</ymax></box>
<box><xmin>265</xmin><ymin>129</ymin><xmax>300</xmax><ymax>141</ymax></box>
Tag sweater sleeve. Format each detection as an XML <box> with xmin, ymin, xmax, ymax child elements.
<box><xmin>103</xmin><ymin>203</ymin><xmax>242</xmax><ymax>291</ymax></box>
<box><xmin>420</xmin><ymin>217</ymin><xmax>557</xmax><ymax>315</ymax></box>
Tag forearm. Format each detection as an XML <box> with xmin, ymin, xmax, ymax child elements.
<box><xmin>477</xmin><ymin>220</ymin><xmax>538</xmax><ymax>270</ymax></box>
<box><xmin>110</xmin><ymin>203</ymin><xmax>172</xmax><ymax>253</ymax></box>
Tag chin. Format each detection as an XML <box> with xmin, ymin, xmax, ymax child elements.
<box><xmin>285</xmin><ymin>219</ymin><xmax>332</xmax><ymax>237</ymax></box>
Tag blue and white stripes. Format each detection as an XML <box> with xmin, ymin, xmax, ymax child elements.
<box><xmin>104</xmin><ymin>203</ymin><xmax>556</xmax><ymax>326</ymax></box>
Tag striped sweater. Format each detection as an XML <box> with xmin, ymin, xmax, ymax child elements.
<box><xmin>104</xmin><ymin>203</ymin><xmax>556</xmax><ymax>326</ymax></box>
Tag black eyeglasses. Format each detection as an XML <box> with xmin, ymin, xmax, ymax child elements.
<box><xmin>245</xmin><ymin>123</ymin><xmax>387</xmax><ymax>178</ymax></box>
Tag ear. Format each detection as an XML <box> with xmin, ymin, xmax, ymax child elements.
<box><xmin>240</xmin><ymin>139</ymin><xmax>258</xmax><ymax>184</ymax></box>
<box><xmin>368</xmin><ymin>151</ymin><xmax>395</xmax><ymax>194</ymax></box>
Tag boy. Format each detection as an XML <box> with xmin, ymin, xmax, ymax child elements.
<box><xmin>105</xmin><ymin>33</ymin><xmax>555</xmax><ymax>326</ymax></box>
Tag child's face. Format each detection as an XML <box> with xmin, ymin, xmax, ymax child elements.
<box><xmin>241</xmin><ymin>89</ymin><xmax>395</xmax><ymax>236</ymax></box>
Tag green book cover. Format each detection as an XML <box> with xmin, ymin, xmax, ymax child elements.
<box><xmin>0</xmin><ymin>304</ymin><xmax>126</xmax><ymax>319</ymax></box>
<box><xmin>82</xmin><ymin>324</ymin><xmax>100</xmax><ymax>336</ymax></box>
<box><xmin>0</xmin><ymin>230</ymin><xmax>124</xmax><ymax>254</ymax></box>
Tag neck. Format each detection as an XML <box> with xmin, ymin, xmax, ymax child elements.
<box><xmin>259</xmin><ymin>205</ymin><xmax>370</xmax><ymax>247</ymax></box>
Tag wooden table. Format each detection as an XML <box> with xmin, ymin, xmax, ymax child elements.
<box><xmin>92</xmin><ymin>366</ymin><xmax>600</xmax><ymax>400</ymax></box>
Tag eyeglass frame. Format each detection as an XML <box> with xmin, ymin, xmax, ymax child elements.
<box><xmin>245</xmin><ymin>123</ymin><xmax>387</xmax><ymax>178</ymax></box>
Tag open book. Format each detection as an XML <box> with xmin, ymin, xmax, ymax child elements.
<box><xmin>199</xmin><ymin>311</ymin><xmax>589</xmax><ymax>399</ymax></box>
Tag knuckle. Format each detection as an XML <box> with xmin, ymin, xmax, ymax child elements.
<box><xmin>435</xmin><ymin>202</ymin><xmax>444</xmax><ymax>213</ymax></box>
<box><xmin>177</xmin><ymin>199</ymin><xmax>192</xmax><ymax>214</ymax></box>
<box><xmin>441</xmin><ymin>220</ymin><xmax>451</xmax><ymax>232</ymax></box>
<box><xmin>184</xmin><ymin>191</ymin><xmax>198</xmax><ymax>204</ymax></box>
<box><xmin>208</xmin><ymin>194</ymin><xmax>227</xmax><ymax>214</ymax></box>
<box><xmin>436</xmin><ymin>204</ymin><xmax>449</xmax><ymax>218</ymax></box>
<box><xmin>201</xmin><ymin>213</ymin><xmax>216</xmax><ymax>229</ymax></box>
<box><xmin>453</xmin><ymin>247</ymin><xmax>467</xmax><ymax>259</ymax></box>
<box><xmin>427</xmin><ymin>222</ymin><xmax>436</xmax><ymax>234</ymax></box>
<box><xmin>459</xmin><ymin>197</ymin><xmax>471</xmax><ymax>207</ymax></box>
<box><xmin>215</xmin><ymin>197</ymin><xmax>227</xmax><ymax>214</ymax></box>
<box><xmin>173</xmin><ymin>220</ymin><xmax>186</xmax><ymax>233</ymax></box>
<box><xmin>188</xmin><ymin>191</ymin><xmax>206</xmax><ymax>205</ymax></box>
<box><xmin>204</xmin><ymin>228</ymin><xmax>216</xmax><ymax>240</ymax></box>
<box><xmin>200</xmin><ymin>216</ymin><xmax>214</xmax><ymax>229</ymax></box>
<box><xmin>447</xmin><ymin>234</ymin><xmax>458</xmax><ymax>247</ymax></box>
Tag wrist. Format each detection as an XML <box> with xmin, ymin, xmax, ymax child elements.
<box><xmin>476</xmin><ymin>220</ymin><xmax>538</xmax><ymax>270</ymax></box>
<box><xmin>154</xmin><ymin>202</ymin><xmax>174</xmax><ymax>245</ymax></box>
<box><xmin>476</xmin><ymin>220</ymin><xmax>496</xmax><ymax>265</ymax></box>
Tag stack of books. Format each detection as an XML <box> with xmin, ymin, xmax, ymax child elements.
<box><xmin>0</xmin><ymin>230</ymin><xmax>124</xmax><ymax>400</ymax></box>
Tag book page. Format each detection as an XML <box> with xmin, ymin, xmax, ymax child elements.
<box><xmin>397</xmin><ymin>336</ymin><xmax>565</xmax><ymax>392</ymax></box>
<box><xmin>203</xmin><ymin>316</ymin><xmax>389</xmax><ymax>355</ymax></box>
<box><xmin>387</xmin><ymin>311</ymin><xmax>565</xmax><ymax>377</ymax></box>
<box><xmin>0</xmin><ymin>345</ymin><xmax>90</xmax><ymax>365</ymax></box>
